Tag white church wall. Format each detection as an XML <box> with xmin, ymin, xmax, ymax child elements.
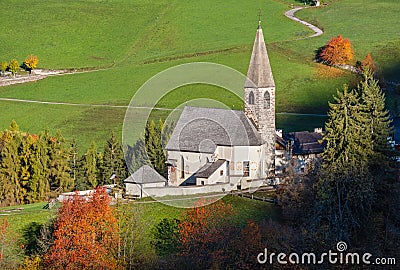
<box><xmin>166</xmin><ymin>150</ymin><xmax>212</xmax><ymax>186</ymax></box>
<box><xmin>126</xmin><ymin>182</ymin><xmax>166</xmax><ymax>198</ymax></box>
<box><xmin>141</xmin><ymin>182</ymin><xmax>234</xmax><ymax>197</ymax></box>
<box><xmin>230</xmin><ymin>146</ymin><xmax>262</xmax><ymax>178</ymax></box>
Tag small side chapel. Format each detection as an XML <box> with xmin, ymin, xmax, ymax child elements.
<box><xmin>164</xmin><ymin>22</ymin><xmax>325</xmax><ymax>189</ymax></box>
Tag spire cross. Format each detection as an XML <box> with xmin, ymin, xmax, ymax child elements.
<box><xmin>258</xmin><ymin>9</ymin><xmax>261</xmax><ymax>26</ymax></box>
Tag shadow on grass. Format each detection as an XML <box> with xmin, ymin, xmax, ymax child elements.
<box><xmin>22</xmin><ymin>222</ymin><xmax>42</xmax><ymax>256</ymax></box>
<box><xmin>22</xmin><ymin>220</ymin><xmax>54</xmax><ymax>256</ymax></box>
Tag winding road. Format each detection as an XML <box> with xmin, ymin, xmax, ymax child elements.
<box><xmin>285</xmin><ymin>7</ymin><xmax>323</xmax><ymax>38</ymax></box>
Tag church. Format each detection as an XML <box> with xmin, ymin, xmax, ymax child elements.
<box><xmin>125</xmin><ymin>22</ymin><xmax>325</xmax><ymax>197</ymax></box>
<box><xmin>164</xmin><ymin>22</ymin><xmax>324</xmax><ymax>190</ymax></box>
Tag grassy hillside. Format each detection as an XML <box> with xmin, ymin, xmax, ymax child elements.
<box><xmin>0</xmin><ymin>0</ymin><xmax>398</xmax><ymax>149</ymax></box>
<box><xmin>0</xmin><ymin>196</ymin><xmax>279</xmax><ymax>267</ymax></box>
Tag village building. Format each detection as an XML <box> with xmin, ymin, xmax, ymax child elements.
<box><xmin>124</xmin><ymin>165</ymin><xmax>167</xmax><ymax>198</ymax></box>
<box><xmin>125</xmin><ymin>22</ymin><xmax>325</xmax><ymax>197</ymax></box>
<box><xmin>164</xmin><ymin>21</ymin><xmax>324</xmax><ymax>189</ymax></box>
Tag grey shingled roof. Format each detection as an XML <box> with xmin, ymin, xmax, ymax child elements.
<box><xmin>124</xmin><ymin>165</ymin><xmax>166</xmax><ymax>184</ymax></box>
<box><xmin>244</xmin><ymin>24</ymin><xmax>275</xmax><ymax>88</ymax></box>
<box><xmin>165</xmin><ymin>106</ymin><xmax>261</xmax><ymax>153</ymax></box>
<box><xmin>392</xmin><ymin>117</ymin><xmax>400</xmax><ymax>145</ymax></box>
<box><xmin>283</xmin><ymin>132</ymin><xmax>325</xmax><ymax>155</ymax></box>
<box><xmin>194</xmin><ymin>159</ymin><xmax>226</xmax><ymax>179</ymax></box>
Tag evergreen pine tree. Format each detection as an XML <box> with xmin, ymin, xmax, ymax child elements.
<box><xmin>19</xmin><ymin>134</ymin><xmax>34</xmax><ymax>200</ymax></box>
<box><xmin>358</xmin><ymin>69</ymin><xmax>392</xmax><ymax>172</ymax></box>
<box><xmin>155</xmin><ymin>119</ymin><xmax>166</xmax><ymax>176</ymax></box>
<box><xmin>101</xmin><ymin>131</ymin><xmax>128</xmax><ymax>186</ymax></box>
<box><xmin>0</xmin><ymin>130</ymin><xmax>22</xmax><ymax>206</ymax></box>
<box><xmin>316</xmin><ymin>85</ymin><xmax>375</xmax><ymax>242</ymax></box>
<box><xmin>47</xmin><ymin>131</ymin><xmax>74</xmax><ymax>195</ymax></box>
<box><xmin>144</xmin><ymin>120</ymin><xmax>166</xmax><ymax>176</ymax></box>
<box><xmin>82</xmin><ymin>141</ymin><xmax>100</xmax><ymax>188</ymax></box>
<box><xmin>26</xmin><ymin>131</ymin><xmax>50</xmax><ymax>203</ymax></box>
<box><xmin>145</xmin><ymin>120</ymin><xmax>157</xmax><ymax>167</ymax></box>
<box><xmin>125</xmin><ymin>137</ymin><xmax>150</xmax><ymax>173</ymax></box>
<box><xmin>70</xmin><ymin>138</ymin><xmax>79</xmax><ymax>186</ymax></box>
<box><xmin>322</xmin><ymin>86</ymin><xmax>373</xmax><ymax>170</ymax></box>
<box><xmin>9</xmin><ymin>120</ymin><xmax>19</xmax><ymax>132</ymax></box>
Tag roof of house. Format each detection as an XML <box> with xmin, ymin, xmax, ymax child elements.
<box><xmin>244</xmin><ymin>24</ymin><xmax>275</xmax><ymax>89</ymax></box>
<box><xmin>124</xmin><ymin>165</ymin><xmax>167</xmax><ymax>184</ymax></box>
<box><xmin>283</xmin><ymin>131</ymin><xmax>325</xmax><ymax>155</ymax></box>
<box><xmin>392</xmin><ymin>117</ymin><xmax>400</xmax><ymax>145</ymax></box>
<box><xmin>194</xmin><ymin>159</ymin><xmax>226</xmax><ymax>179</ymax></box>
<box><xmin>165</xmin><ymin>106</ymin><xmax>262</xmax><ymax>153</ymax></box>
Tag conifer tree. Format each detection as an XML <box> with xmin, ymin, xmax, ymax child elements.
<box><xmin>101</xmin><ymin>131</ymin><xmax>128</xmax><ymax>185</ymax></box>
<box><xmin>316</xmin><ymin>85</ymin><xmax>375</xmax><ymax>242</ymax></box>
<box><xmin>18</xmin><ymin>134</ymin><xmax>35</xmax><ymax>201</ymax></box>
<box><xmin>144</xmin><ymin>119</ymin><xmax>169</xmax><ymax>176</ymax></box>
<box><xmin>69</xmin><ymin>138</ymin><xmax>79</xmax><ymax>185</ymax></box>
<box><xmin>9</xmin><ymin>120</ymin><xmax>19</xmax><ymax>132</ymax></box>
<box><xmin>47</xmin><ymin>131</ymin><xmax>73</xmax><ymax>194</ymax></box>
<box><xmin>145</xmin><ymin>120</ymin><xmax>157</xmax><ymax>166</ymax></box>
<box><xmin>0</xmin><ymin>130</ymin><xmax>22</xmax><ymax>206</ymax></box>
<box><xmin>125</xmin><ymin>137</ymin><xmax>150</xmax><ymax>173</ymax></box>
<box><xmin>322</xmin><ymin>86</ymin><xmax>373</xmax><ymax>169</ymax></box>
<box><xmin>145</xmin><ymin>120</ymin><xmax>164</xmax><ymax>175</ymax></box>
<box><xmin>26</xmin><ymin>131</ymin><xmax>50</xmax><ymax>203</ymax></box>
<box><xmin>82</xmin><ymin>141</ymin><xmax>101</xmax><ymax>188</ymax></box>
<box><xmin>155</xmin><ymin>119</ymin><xmax>166</xmax><ymax>176</ymax></box>
<box><xmin>358</xmin><ymin>69</ymin><xmax>392</xmax><ymax>162</ymax></box>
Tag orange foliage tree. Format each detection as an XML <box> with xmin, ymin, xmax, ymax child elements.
<box><xmin>319</xmin><ymin>34</ymin><xmax>354</xmax><ymax>65</ymax></box>
<box><xmin>43</xmin><ymin>187</ymin><xmax>121</xmax><ymax>269</ymax></box>
<box><xmin>358</xmin><ymin>53</ymin><xmax>377</xmax><ymax>73</ymax></box>
<box><xmin>178</xmin><ymin>199</ymin><xmax>236</xmax><ymax>269</ymax></box>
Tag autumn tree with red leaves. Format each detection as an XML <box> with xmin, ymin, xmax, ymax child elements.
<box><xmin>231</xmin><ymin>220</ymin><xmax>264</xmax><ymax>270</ymax></box>
<box><xmin>44</xmin><ymin>187</ymin><xmax>121</xmax><ymax>269</ymax></box>
<box><xmin>357</xmin><ymin>53</ymin><xmax>377</xmax><ymax>73</ymax></box>
<box><xmin>319</xmin><ymin>34</ymin><xmax>354</xmax><ymax>65</ymax></box>
<box><xmin>178</xmin><ymin>199</ymin><xmax>236</xmax><ymax>269</ymax></box>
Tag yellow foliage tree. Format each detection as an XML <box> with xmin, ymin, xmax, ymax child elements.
<box><xmin>0</xmin><ymin>61</ymin><xmax>7</xmax><ymax>75</ymax></box>
<box><xmin>8</xmin><ymin>59</ymin><xmax>19</xmax><ymax>76</ymax></box>
<box><xmin>23</xmin><ymin>55</ymin><xmax>38</xmax><ymax>74</ymax></box>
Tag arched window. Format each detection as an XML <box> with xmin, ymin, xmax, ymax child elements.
<box><xmin>249</xmin><ymin>91</ymin><xmax>255</xmax><ymax>105</ymax></box>
<box><xmin>264</xmin><ymin>91</ymin><xmax>270</xmax><ymax>109</ymax></box>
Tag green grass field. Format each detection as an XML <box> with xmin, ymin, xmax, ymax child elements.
<box><xmin>0</xmin><ymin>196</ymin><xmax>279</xmax><ymax>266</ymax></box>
<box><xmin>0</xmin><ymin>202</ymin><xmax>55</xmax><ymax>267</ymax></box>
<box><xmin>0</xmin><ymin>0</ymin><xmax>398</xmax><ymax>150</ymax></box>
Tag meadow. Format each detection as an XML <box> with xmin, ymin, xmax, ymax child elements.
<box><xmin>0</xmin><ymin>195</ymin><xmax>279</xmax><ymax>266</ymax></box>
<box><xmin>0</xmin><ymin>0</ymin><xmax>398</xmax><ymax>150</ymax></box>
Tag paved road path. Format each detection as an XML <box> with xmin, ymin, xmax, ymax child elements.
<box><xmin>285</xmin><ymin>7</ymin><xmax>323</xmax><ymax>38</ymax></box>
<box><xmin>0</xmin><ymin>97</ymin><xmax>327</xmax><ymax>116</ymax></box>
<box><xmin>0</xmin><ymin>97</ymin><xmax>175</xmax><ymax>111</ymax></box>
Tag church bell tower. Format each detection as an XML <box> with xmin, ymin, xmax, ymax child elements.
<box><xmin>244</xmin><ymin>21</ymin><xmax>276</xmax><ymax>177</ymax></box>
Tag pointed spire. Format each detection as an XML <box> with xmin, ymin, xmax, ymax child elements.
<box><xmin>245</xmin><ymin>22</ymin><xmax>275</xmax><ymax>88</ymax></box>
